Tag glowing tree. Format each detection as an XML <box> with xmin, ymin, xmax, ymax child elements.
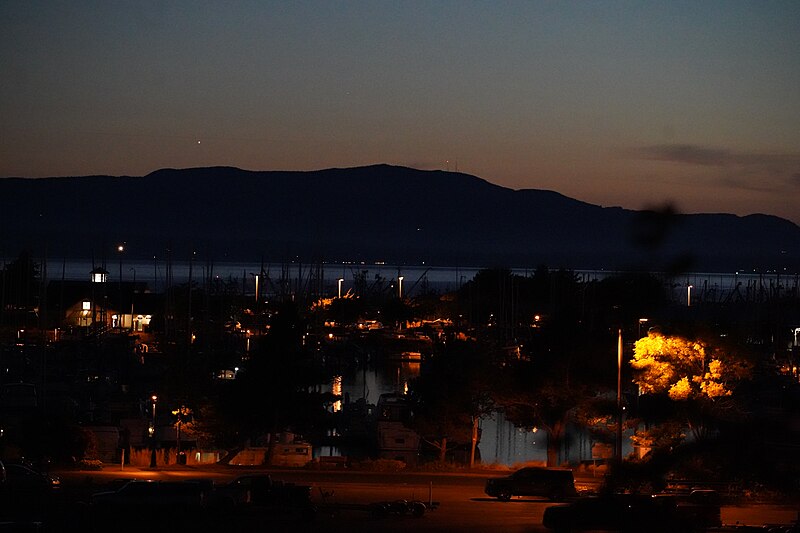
<box><xmin>630</xmin><ymin>331</ymin><xmax>752</xmax><ymax>441</ymax></box>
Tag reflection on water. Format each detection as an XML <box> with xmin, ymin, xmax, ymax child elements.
<box><xmin>331</xmin><ymin>375</ymin><xmax>342</xmax><ymax>412</ymax></box>
<box><xmin>339</xmin><ymin>361</ymin><xmax>420</xmax><ymax>404</ymax></box>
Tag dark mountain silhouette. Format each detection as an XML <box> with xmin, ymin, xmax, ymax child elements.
<box><xmin>1</xmin><ymin>164</ymin><xmax>798</xmax><ymax>272</ymax></box>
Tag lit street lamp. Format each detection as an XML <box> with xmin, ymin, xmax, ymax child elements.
<box><xmin>337</xmin><ymin>278</ymin><xmax>344</xmax><ymax>298</ymax></box>
<box><xmin>173</xmin><ymin>405</ymin><xmax>189</xmax><ymax>465</ymax></box>
<box><xmin>249</xmin><ymin>273</ymin><xmax>260</xmax><ymax>304</ymax></box>
<box><xmin>149</xmin><ymin>394</ymin><xmax>158</xmax><ymax>468</ymax></box>
<box><xmin>130</xmin><ymin>267</ymin><xmax>136</xmax><ymax>332</ymax></box>
<box><xmin>638</xmin><ymin>318</ymin><xmax>648</xmax><ymax>338</ymax></box>
<box><xmin>616</xmin><ymin>329</ymin><xmax>623</xmax><ymax>466</ymax></box>
<box><xmin>117</xmin><ymin>244</ymin><xmax>125</xmax><ymax>329</ymax></box>
<box><xmin>398</xmin><ymin>276</ymin><xmax>404</xmax><ymax>299</ymax></box>
<box><xmin>687</xmin><ymin>285</ymin><xmax>693</xmax><ymax>307</ymax></box>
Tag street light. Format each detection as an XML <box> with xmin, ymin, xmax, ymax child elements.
<box><xmin>616</xmin><ymin>329</ymin><xmax>623</xmax><ymax>466</ymax></box>
<box><xmin>398</xmin><ymin>276</ymin><xmax>404</xmax><ymax>299</ymax></box>
<box><xmin>117</xmin><ymin>244</ymin><xmax>125</xmax><ymax>329</ymax></box>
<box><xmin>129</xmin><ymin>268</ymin><xmax>136</xmax><ymax>332</ymax></box>
<box><xmin>173</xmin><ymin>405</ymin><xmax>188</xmax><ymax>465</ymax></box>
<box><xmin>638</xmin><ymin>318</ymin><xmax>648</xmax><ymax>338</ymax></box>
<box><xmin>337</xmin><ymin>278</ymin><xmax>344</xmax><ymax>298</ymax></box>
<box><xmin>149</xmin><ymin>394</ymin><xmax>158</xmax><ymax>468</ymax></box>
<box><xmin>687</xmin><ymin>285</ymin><xmax>693</xmax><ymax>307</ymax></box>
<box><xmin>249</xmin><ymin>273</ymin><xmax>260</xmax><ymax>304</ymax></box>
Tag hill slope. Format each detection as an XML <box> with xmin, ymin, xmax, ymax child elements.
<box><xmin>1</xmin><ymin>165</ymin><xmax>798</xmax><ymax>272</ymax></box>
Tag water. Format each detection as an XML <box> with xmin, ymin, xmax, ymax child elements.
<box><xmin>37</xmin><ymin>259</ymin><xmax>480</xmax><ymax>296</ymax></box>
<box><xmin>33</xmin><ymin>258</ymin><xmax>799</xmax><ymax>303</ymax></box>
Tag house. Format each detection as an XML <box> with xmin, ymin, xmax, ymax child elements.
<box><xmin>47</xmin><ymin>275</ymin><xmax>158</xmax><ymax>333</ymax></box>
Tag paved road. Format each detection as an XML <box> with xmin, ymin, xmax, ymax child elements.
<box><xmin>38</xmin><ymin>466</ymin><xmax>799</xmax><ymax>532</ymax></box>
<box><xmin>52</xmin><ymin>466</ymin><xmax>551</xmax><ymax>532</ymax></box>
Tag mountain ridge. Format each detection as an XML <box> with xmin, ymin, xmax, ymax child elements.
<box><xmin>1</xmin><ymin>165</ymin><xmax>797</xmax><ymax>273</ymax></box>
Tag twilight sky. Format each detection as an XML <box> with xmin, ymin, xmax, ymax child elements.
<box><xmin>2</xmin><ymin>1</ymin><xmax>798</xmax><ymax>224</ymax></box>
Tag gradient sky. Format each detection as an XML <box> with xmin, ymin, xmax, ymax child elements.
<box><xmin>2</xmin><ymin>1</ymin><xmax>798</xmax><ymax>224</ymax></box>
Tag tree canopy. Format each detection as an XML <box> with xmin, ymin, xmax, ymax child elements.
<box><xmin>409</xmin><ymin>337</ymin><xmax>495</xmax><ymax>463</ymax></box>
<box><xmin>1</xmin><ymin>250</ymin><xmax>41</xmax><ymax>328</ymax></box>
<box><xmin>216</xmin><ymin>300</ymin><xmax>336</xmax><ymax>447</ymax></box>
<box><xmin>629</xmin><ymin>330</ymin><xmax>754</xmax><ymax>450</ymax></box>
<box><xmin>631</xmin><ymin>331</ymin><xmax>752</xmax><ymax>401</ymax></box>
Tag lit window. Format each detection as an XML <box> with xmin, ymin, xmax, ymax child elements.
<box><xmin>82</xmin><ymin>301</ymin><xmax>91</xmax><ymax>311</ymax></box>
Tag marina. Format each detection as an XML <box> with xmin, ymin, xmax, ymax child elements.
<box><xmin>24</xmin><ymin>257</ymin><xmax>800</xmax><ymax>305</ymax></box>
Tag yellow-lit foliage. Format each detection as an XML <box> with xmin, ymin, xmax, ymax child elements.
<box><xmin>310</xmin><ymin>290</ymin><xmax>355</xmax><ymax>310</ymax></box>
<box><xmin>631</xmin><ymin>332</ymin><xmax>749</xmax><ymax>401</ymax></box>
<box><xmin>311</xmin><ymin>297</ymin><xmax>335</xmax><ymax>310</ymax></box>
<box><xmin>630</xmin><ymin>421</ymin><xmax>685</xmax><ymax>450</ymax></box>
<box><xmin>668</xmin><ymin>377</ymin><xmax>693</xmax><ymax>400</ymax></box>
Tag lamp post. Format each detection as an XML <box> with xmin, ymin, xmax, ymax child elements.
<box><xmin>173</xmin><ymin>405</ymin><xmax>187</xmax><ymax>465</ymax></box>
<box><xmin>616</xmin><ymin>329</ymin><xmax>623</xmax><ymax>466</ymax></box>
<box><xmin>638</xmin><ymin>318</ymin><xmax>648</xmax><ymax>338</ymax></box>
<box><xmin>687</xmin><ymin>285</ymin><xmax>693</xmax><ymax>307</ymax></box>
<box><xmin>130</xmin><ymin>267</ymin><xmax>136</xmax><ymax>332</ymax></box>
<box><xmin>117</xmin><ymin>244</ymin><xmax>124</xmax><ymax>329</ymax></box>
<box><xmin>337</xmin><ymin>278</ymin><xmax>344</xmax><ymax>299</ymax></box>
<box><xmin>398</xmin><ymin>276</ymin><xmax>404</xmax><ymax>299</ymax></box>
<box><xmin>149</xmin><ymin>394</ymin><xmax>158</xmax><ymax>468</ymax></box>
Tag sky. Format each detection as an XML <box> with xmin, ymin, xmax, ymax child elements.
<box><xmin>1</xmin><ymin>1</ymin><xmax>799</xmax><ymax>224</ymax></box>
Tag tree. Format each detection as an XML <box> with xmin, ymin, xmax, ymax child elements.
<box><xmin>592</xmin><ymin>272</ymin><xmax>668</xmax><ymax>327</ymax></box>
<box><xmin>381</xmin><ymin>297</ymin><xmax>413</xmax><ymax>328</ymax></box>
<box><xmin>216</xmin><ymin>300</ymin><xmax>335</xmax><ymax>451</ymax></box>
<box><xmin>498</xmin><ymin>364</ymin><xmax>607</xmax><ymax>467</ymax></box>
<box><xmin>409</xmin><ymin>338</ymin><xmax>495</xmax><ymax>465</ymax></box>
<box><xmin>174</xmin><ymin>402</ymin><xmax>218</xmax><ymax>449</ymax></box>
<box><xmin>495</xmin><ymin>325</ymin><xmax>617</xmax><ymax>467</ymax></box>
<box><xmin>326</xmin><ymin>294</ymin><xmax>363</xmax><ymax>324</ymax></box>
<box><xmin>631</xmin><ymin>331</ymin><xmax>751</xmax><ymax>401</ymax></box>
<box><xmin>476</xmin><ymin>266</ymin><xmax>618</xmax><ymax>467</ymax></box>
<box><xmin>1</xmin><ymin>250</ymin><xmax>40</xmax><ymax>327</ymax></box>
<box><xmin>630</xmin><ymin>330</ymin><xmax>752</xmax><ymax>440</ymax></box>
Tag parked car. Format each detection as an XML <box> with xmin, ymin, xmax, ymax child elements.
<box><xmin>485</xmin><ymin>467</ymin><xmax>578</xmax><ymax>501</ymax></box>
<box><xmin>87</xmin><ymin>479</ymin><xmax>241</xmax><ymax>532</ymax></box>
<box><xmin>91</xmin><ymin>480</ymin><xmax>205</xmax><ymax>511</ymax></box>
<box><xmin>0</xmin><ymin>462</ymin><xmax>60</xmax><ymax>522</ymax></box>
<box><xmin>654</xmin><ymin>489</ymin><xmax>722</xmax><ymax>530</ymax></box>
<box><xmin>542</xmin><ymin>491</ymin><xmax>722</xmax><ymax>532</ymax></box>
<box><xmin>220</xmin><ymin>474</ymin><xmax>311</xmax><ymax>505</ymax></box>
<box><xmin>1</xmin><ymin>462</ymin><xmax>60</xmax><ymax>511</ymax></box>
<box><xmin>219</xmin><ymin>474</ymin><xmax>313</xmax><ymax>511</ymax></box>
<box><xmin>3</xmin><ymin>463</ymin><xmax>60</xmax><ymax>494</ymax></box>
